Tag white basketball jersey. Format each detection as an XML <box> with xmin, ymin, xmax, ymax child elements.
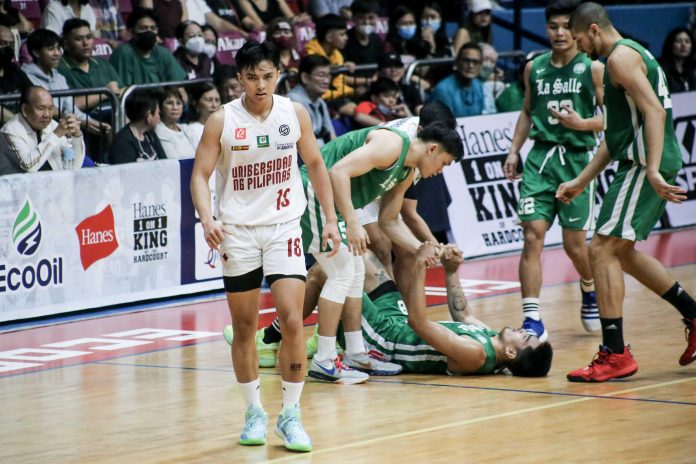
<box><xmin>382</xmin><ymin>117</ymin><xmax>419</xmax><ymax>139</ymax></box>
<box><xmin>216</xmin><ymin>94</ymin><xmax>306</xmax><ymax>226</ymax></box>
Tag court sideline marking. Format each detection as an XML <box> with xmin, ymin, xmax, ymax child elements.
<box><xmin>265</xmin><ymin>376</ymin><xmax>696</xmax><ymax>463</ymax></box>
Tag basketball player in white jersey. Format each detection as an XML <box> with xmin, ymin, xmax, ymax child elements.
<box><xmin>190</xmin><ymin>40</ymin><xmax>340</xmax><ymax>453</ymax></box>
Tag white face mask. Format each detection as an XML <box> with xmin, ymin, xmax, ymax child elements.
<box><xmin>185</xmin><ymin>36</ymin><xmax>205</xmax><ymax>55</ymax></box>
<box><xmin>203</xmin><ymin>43</ymin><xmax>217</xmax><ymax>59</ymax></box>
<box><xmin>358</xmin><ymin>24</ymin><xmax>375</xmax><ymax>35</ymax></box>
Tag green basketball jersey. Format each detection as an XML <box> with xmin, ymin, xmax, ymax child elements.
<box><xmin>528</xmin><ymin>51</ymin><xmax>598</xmax><ymax>148</ymax></box>
<box><xmin>603</xmin><ymin>39</ymin><xmax>682</xmax><ymax>173</ymax></box>
<box><xmin>360</xmin><ymin>292</ymin><xmax>499</xmax><ymax>375</ymax></box>
<box><xmin>300</xmin><ymin>126</ymin><xmax>413</xmax><ymax>209</ymax></box>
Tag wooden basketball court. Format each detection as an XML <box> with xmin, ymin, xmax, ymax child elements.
<box><xmin>1</xmin><ymin>228</ymin><xmax>695</xmax><ymax>463</ymax></box>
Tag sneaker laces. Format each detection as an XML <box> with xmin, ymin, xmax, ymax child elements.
<box><xmin>281</xmin><ymin>415</ymin><xmax>305</xmax><ymax>440</ymax></box>
<box><xmin>366</xmin><ymin>350</ymin><xmax>389</xmax><ymax>362</ymax></box>
<box><xmin>334</xmin><ymin>354</ymin><xmax>353</xmax><ymax>371</ymax></box>
<box><xmin>244</xmin><ymin>413</ymin><xmax>265</xmax><ymax>432</ymax></box>
<box><xmin>588</xmin><ymin>346</ymin><xmax>611</xmax><ymax>367</ymax></box>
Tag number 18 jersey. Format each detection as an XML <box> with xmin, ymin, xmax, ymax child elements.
<box><xmin>216</xmin><ymin>94</ymin><xmax>306</xmax><ymax>226</ymax></box>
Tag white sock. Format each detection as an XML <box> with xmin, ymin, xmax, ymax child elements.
<box><xmin>239</xmin><ymin>378</ymin><xmax>262</xmax><ymax>409</ymax></box>
<box><xmin>281</xmin><ymin>380</ymin><xmax>304</xmax><ymax>410</ymax></box>
<box><xmin>522</xmin><ymin>297</ymin><xmax>540</xmax><ymax>321</ymax></box>
<box><xmin>316</xmin><ymin>335</ymin><xmax>337</xmax><ymax>361</ymax></box>
<box><xmin>581</xmin><ymin>279</ymin><xmax>595</xmax><ymax>292</ymax></box>
<box><xmin>344</xmin><ymin>331</ymin><xmax>366</xmax><ymax>355</ymax></box>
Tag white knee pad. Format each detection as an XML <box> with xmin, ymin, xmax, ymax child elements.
<box><xmin>314</xmin><ymin>247</ymin><xmax>357</xmax><ymax>304</ymax></box>
<box><xmin>347</xmin><ymin>255</ymin><xmax>365</xmax><ymax>298</ymax></box>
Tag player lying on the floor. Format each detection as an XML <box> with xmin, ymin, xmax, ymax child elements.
<box><xmin>226</xmin><ymin>243</ymin><xmax>553</xmax><ymax>377</ymax></box>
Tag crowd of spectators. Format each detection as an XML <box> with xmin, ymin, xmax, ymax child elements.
<box><xmin>2</xmin><ymin>0</ymin><xmax>696</xmax><ymax>239</ymax></box>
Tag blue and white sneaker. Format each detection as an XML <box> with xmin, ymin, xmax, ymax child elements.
<box><xmin>275</xmin><ymin>406</ymin><xmax>312</xmax><ymax>452</ymax></box>
<box><xmin>522</xmin><ymin>317</ymin><xmax>548</xmax><ymax>342</ymax></box>
<box><xmin>308</xmin><ymin>355</ymin><xmax>369</xmax><ymax>384</ymax></box>
<box><xmin>239</xmin><ymin>405</ymin><xmax>268</xmax><ymax>446</ymax></box>
<box><xmin>581</xmin><ymin>289</ymin><xmax>601</xmax><ymax>332</ymax></box>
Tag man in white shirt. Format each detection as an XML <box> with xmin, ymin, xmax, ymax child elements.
<box><xmin>1</xmin><ymin>86</ymin><xmax>85</xmax><ymax>174</ymax></box>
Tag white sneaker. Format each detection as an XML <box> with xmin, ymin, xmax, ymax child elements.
<box><xmin>343</xmin><ymin>351</ymin><xmax>402</xmax><ymax>376</ymax></box>
<box><xmin>307</xmin><ymin>355</ymin><xmax>369</xmax><ymax>384</ymax></box>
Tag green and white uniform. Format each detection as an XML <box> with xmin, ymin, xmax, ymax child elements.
<box><xmin>300</xmin><ymin>126</ymin><xmax>412</xmax><ymax>253</ymax></box>
<box><xmin>596</xmin><ymin>39</ymin><xmax>682</xmax><ymax>241</ymax></box>
<box><xmin>360</xmin><ymin>289</ymin><xmax>499</xmax><ymax>375</ymax></box>
<box><xmin>518</xmin><ymin>51</ymin><xmax>599</xmax><ymax>229</ymax></box>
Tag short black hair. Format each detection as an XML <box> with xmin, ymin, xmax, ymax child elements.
<box><xmin>126</xmin><ymin>7</ymin><xmax>158</xmax><ymax>30</ymax></box>
<box><xmin>457</xmin><ymin>41</ymin><xmax>483</xmax><ymax>60</ymax></box>
<box><xmin>316</xmin><ymin>14</ymin><xmax>347</xmax><ymax>42</ymax></box>
<box><xmin>26</xmin><ymin>29</ymin><xmax>60</xmax><ymax>58</ymax></box>
<box><xmin>370</xmin><ymin>76</ymin><xmax>399</xmax><ymax>97</ymax></box>
<box><xmin>298</xmin><ymin>54</ymin><xmax>331</xmax><ymax>76</ymax></box>
<box><xmin>62</xmin><ymin>18</ymin><xmax>91</xmax><ymax>38</ymax></box>
<box><xmin>507</xmin><ymin>342</ymin><xmax>553</xmax><ymax>377</ymax></box>
<box><xmin>234</xmin><ymin>40</ymin><xmax>280</xmax><ymax>72</ymax></box>
<box><xmin>418</xmin><ymin>121</ymin><xmax>464</xmax><ymax>162</ymax></box>
<box><xmin>569</xmin><ymin>1</ymin><xmax>611</xmax><ymax>31</ymax></box>
<box><xmin>545</xmin><ymin>0</ymin><xmax>582</xmax><ymax>23</ymax></box>
<box><xmin>125</xmin><ymin>89</ymin><xmax>158</xmax><ymax>122</ymax></box>
<box><xmin>419</xmin><ymin>101</ymin><xmax>456</xmax><ymax>130</ymax></box>
<box><xmin>351</xmin><ymin>0</ymin><xmax>379</xmax><ymax>16</ymax></box>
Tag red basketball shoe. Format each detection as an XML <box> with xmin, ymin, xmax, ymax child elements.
<box><xmin>567</xmin><ymin>345</ymin><xmax>638</xmax><ymax>382</ymax></box>
<box><xmin>679</xmin><ymin>318</ymin><xmax>696</xmax><ymax>366</ymax></box>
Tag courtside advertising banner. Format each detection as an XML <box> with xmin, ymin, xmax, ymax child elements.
<box><xmin>0</xmin><ymin>161</ymin><xmax>182</xmax><ymax>322</ymax></box>
<box><xmin>444</xmin><ymin>112</ymin><xmax>564</xmax><ymax>258</ymax></box>
<box><xmin>667</xmin><ymin>90</ymin><xmax>696</xmax><ymax>226</ymax></box>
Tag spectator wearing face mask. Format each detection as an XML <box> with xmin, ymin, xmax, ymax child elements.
<box><xmin>266</xmin><ymin>17</ymin><xmax>300</xmax><ymax>93</ymax></box>
<box><xmin>418</xmin><ymin>2</ymin><xmax>452</xmax><ymax>58</ymax></box>
<box><xmin>110</xmin><ymin>8</ymin><xmax>187</xmax><ymax>85</ymax></box>
<box><xmin>174</xmin><ymin>20</ymin><xmax>213</xmax><ymax>79</ymax></box>
<box><xmin>343</xmin><ymin>0</ymin><xmax>382</xmax><ymax>85</ymax></box>
<box><xmin>384</xmin><ymin>5</ymin><xmax>417</xmax><ymax>56</ymax></box>
<box><xmin>479</xmin><ymin>42</ymin><xmax>502</xmax><ymax>115</ymax></box>
<box><xmin>201</xmin><ymin>24</ymin><xmax>221</xmax><ymax>70</ymax></box>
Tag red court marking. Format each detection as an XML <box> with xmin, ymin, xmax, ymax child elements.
<box><xmin>1</xmin><ymin>228</ymin><xmax>694</xmax><ymax>376</ymax></box>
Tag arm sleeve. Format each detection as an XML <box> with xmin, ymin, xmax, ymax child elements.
<box><xmin>2</xmin><ymin>129</ymin><xmax>60</xmax><ymax>172</ymax></box>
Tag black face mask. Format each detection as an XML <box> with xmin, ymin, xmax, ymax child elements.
<box><xmin>0</xmin><ymin>46</ymin><xmax>14</xmax><ymax>65</ymax></box>
<box><xmin>133</xmin><ymin>31</ymin><xmax>157</xmax><ymax>51</ymax></box>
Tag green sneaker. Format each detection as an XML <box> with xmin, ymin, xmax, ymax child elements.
<box><xmin>305</xmin><ymin>325</ymin><xmax>343</xmax><ymax>359</ymax></box>
<box><xmin>274</xmin><ymin>406</ymin><xmax>312</xmax><ymax>452</ymax></box>
<box><xmin>222</xmin><ymin>325</ymin><xmax>279</xmax><ymax>368</ymax></box>
<box><xmin>239</xmin><ymin>405</ymin><xmax>268</xmax><ymax>446</ymax></box>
